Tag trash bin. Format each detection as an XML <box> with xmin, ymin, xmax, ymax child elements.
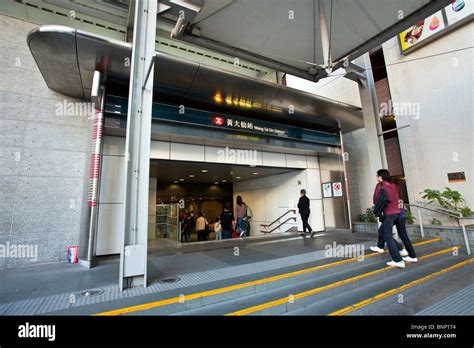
<box><xmin>66</xmin><ymin>246</ymin><xmax>78</xmax><ymax>264</ymax></box>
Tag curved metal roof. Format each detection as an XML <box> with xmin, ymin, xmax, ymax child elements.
<box><xmin>177</xmin><ymin>0</ymin><xmax>452</xmax><ymax>81</ymax></box>
<box><xmin>27</xmin><ymin>25</ymin><xmax>363</xmax><ymax>132</ymax></box>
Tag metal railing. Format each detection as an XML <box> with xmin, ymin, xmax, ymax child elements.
<box><xmin>260</xmin><ymin>209</ymin><xmax>296</xmax><ymax>228</ymax></box>
<box><xmin>260</xmin><ymin>209</ymin><xmax>297</xmax><ymax>234</ymax></box>
<box><xmin>406</xmin><ymin>201</ymin><xmax>472</xmax><ymax>255</ymax></box>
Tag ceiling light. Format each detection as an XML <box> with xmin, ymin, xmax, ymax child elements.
<box><xmin>222</xmin><ymin>180</ymin><xmax>227</xmax><ymax>183</ymax></box>
<box><xmin>173</xmin><ymin>180</ymin><xmax>178</xmax><ymax>183</ymax></box>
<box><xmin>214</xmin><ymin>181</ymin><xmax>219</xmax><ymax>185</ymax></box>
<box><xmin>189</xmin><ymin>175</ymin><xmax>195</xmax><ymax>178</ymax></box>
<box><xmin>179</xmin><ymin>179</ymin><xmax>184</xmax><ymax>181</ymax></box>
<box><xmin>253</xmin><ymin>172</ymin><xmax>259</xmax><ymax>175</ymax></box>
<box><xmin>236</xmin><ymin>177</ymin><xmax>241</xmax><ymax>179</ymax></box>
<box><xmin>201</xmin><ymin>170</ymin><xmax>208</xmax><ymax>173</ymax></box>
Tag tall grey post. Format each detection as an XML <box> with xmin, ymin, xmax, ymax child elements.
<box><xmin>355</xmin><ymin>53</ymin><xmax>387</xmax><ymax>173</ymax></box>
<box><xmin>354</xmin><ymin>53</ymin><xmax>387</xmax><ymax>230</ymax></box>
<box><xmin>119</xmin><ymin>0</ymin><xmax>157</xmax><ymax>290</ymax></box>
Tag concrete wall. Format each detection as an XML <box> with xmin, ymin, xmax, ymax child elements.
<box><xmin>233</xmin><ymin>167</ymin><xmax>325</xmax><ymax>236</ymax></box>
<box><xmin>382</xmin><ymin>22</ymin><xmax>474</xmax><ymax>222</ymax></box>
<box><xmin>0</xmin><ymin>15</ymin><xmax>91</xmax><ymax>269</ymax></box>
<box><xmin>342</xmin><ymin>129</ymin><xmax>374</xmax><ymax>221</ymax></box>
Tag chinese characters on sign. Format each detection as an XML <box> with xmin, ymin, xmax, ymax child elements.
<box><xmin>213</xmin><ymin>115</ymin><xmax>287</xmax><ymax>137</ymax></box>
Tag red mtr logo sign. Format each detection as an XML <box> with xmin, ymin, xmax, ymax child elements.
<box><xmin>213</xmin><ymin>116</ymin><xmax>224</xmax><ymax>126</ymax></box>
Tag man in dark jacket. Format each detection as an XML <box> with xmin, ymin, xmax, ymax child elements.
<box><xmin>220</xmin><ymin>202</ymin><xmax>234</xmax><ymax>240</ymax></box>
<box><xmin>297</xmin><ymin>189</ymin><xmax>314</xmax><ymax>237</ymax></box>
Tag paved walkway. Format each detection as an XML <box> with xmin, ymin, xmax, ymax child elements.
<box><xmin>0</xmin><ymin>229</ymin><xmax>379</xmax><ymax>315</ymax></box>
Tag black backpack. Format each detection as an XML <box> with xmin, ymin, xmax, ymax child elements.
<box><xmin>373</xmin><ymin>185</ymin><xmax>390</xmax><ymax>218</ymax></box>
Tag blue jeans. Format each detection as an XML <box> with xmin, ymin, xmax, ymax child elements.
<box><xmin>222</xmin><ymin>230</ymin><xmax>231</xmax><ymax>239</ymax></box>
<box><xmin>215</xmin><ymin>231</ymin><xmax>222</xmax><ymax>240</ymax></box>
<box><xmin>236</xmin><ymin>217</ymin><xmax>247</xmax><ymax>236</ymax></box>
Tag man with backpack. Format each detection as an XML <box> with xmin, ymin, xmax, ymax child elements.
<box><xmin>372</xmin><ymin>169</ymin><xmax>417</xmax><ymax>268</ymax></box>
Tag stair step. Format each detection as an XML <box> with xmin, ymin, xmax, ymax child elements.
<box><xmin>94</xmin><ymin>238</ymin><xmax>448</xmax><ymax>316</ymax></box>
<box><xmin>287</xmin><ymin>256</ymin><xmax>472</xmax><ymax>315</ymax></box>
<box><xmin>171</xmin><ymin>244</ymin><xmax>460</xmax><ymax>316</ymax></box>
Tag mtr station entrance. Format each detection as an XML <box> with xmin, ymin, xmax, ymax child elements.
<box><xmin>95</xmin><ymin>95</ymin><xmax>351</xmax><ymax>256</ymax></box>
<box><xmin>27</xmin><ymin>23</ymin><xmax>365</xmax><ymax>286</ymax></box>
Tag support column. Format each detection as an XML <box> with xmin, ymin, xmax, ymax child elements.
<box><xmin>78</xmin><ymin>73</ymin><xmax>104</xmax><ymax>268</ymax></box>
<box><xmin>354</xmin><ymin>53</ymin><xmax>387</xmax><ymax>231</ymax></box>
<box><xmin>119</xmin><ymin>0</ymin><xmax>157</xmax><ymax>290</ymax></box>
<box><xmin>355</xmin><ymin>53</ymin><xmax>387</xmax><ymax>176</ymax></box>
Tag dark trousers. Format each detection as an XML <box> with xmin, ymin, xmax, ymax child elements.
<box><xmin>197</xmin><ymin>230</ymin><xmax>205</xmax><ymax>241</ymax></box>
<box><xmin>301</xmin><ymin>213</ymin><xmax>312</xmax><ymax>233</ymax></box>
<box><xmin>377</xmin><ymin>215</ymin><xmax>417</xmax><ymax>258</ymax></box>
<box><xmin>379</xmin><ymin>214</ymin><xmax>403</xmax><ymax>262</ymax></box>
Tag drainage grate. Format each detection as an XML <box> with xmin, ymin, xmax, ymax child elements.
<box><xmin>79</xmin><ymin>288</ymin><xmax>105</xmax><ymax>298</ymax></box>
<box><xmin>158</xmin><ymin>277</ymin><xmax>180</xmax><ymax>284</ymax></box>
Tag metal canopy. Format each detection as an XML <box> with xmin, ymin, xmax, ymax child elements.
<box><xmin>27</xmin><ymin>25</ymin><xmax>363</xmax><ymax>132</ymax></box>
<box><xmin>175</xmin><ymin>0</ymin><xmax>452</xmax><ymax>81</ymax></box>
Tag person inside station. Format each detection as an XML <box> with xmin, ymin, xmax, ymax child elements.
<box><xmin>235</xmin><ymin>195</ymin><xmax>248</xmax><ymax>237</ymax></box>
<box><xmin>220</xmin><ymin>202</ymin><xmax>234</xmax><ymax>240</ymax></box>
<box><xmin>195</xmin><ymin>211</ymin><xmax>209</xmax><ymax>242</ymax></box>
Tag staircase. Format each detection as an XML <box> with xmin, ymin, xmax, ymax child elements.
<box><xmin>101</xmin><ymin>237</ymin><xmax>472</xmax><ymax>316</ymax></box>
<box><xmin>260</xmin><ymin>209</ymin><xmax>297</xmax><ymax>234</ymax></box>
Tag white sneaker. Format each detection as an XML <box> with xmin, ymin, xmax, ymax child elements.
<box><xmin>400</xmin><ymin>249</ymin><xmax>409</xmax><ymax>257</ymax></box>
<box><xmin>403</xmin><ymin>256</ymin><xmax>418</xmax><ymax>263</ymax></box>
<box><xmin>370</xmin><ymin>246</ymin><xmax>384</xmax><ymax>253</ymax></box>
<box><xmin>386</xmin><ymin>260</ymin><xmax>406</xmax><ymax>268</ymax></box>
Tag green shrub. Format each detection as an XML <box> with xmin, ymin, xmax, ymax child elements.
<box><xmin>421</xmin><ymin>187</ymin><xmax>473</xmax><ymax>225</ymax></box>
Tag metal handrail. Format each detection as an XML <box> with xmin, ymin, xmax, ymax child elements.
<box><xmin>261</xmin><ymin>217</ymin><xmax>297</xmax><ymax>234</ymax></box>
<box><xmin>260</xmin><ymin>209</ymin><xmax>296</xmax><ymax>228</ymax></box>
<box><xmin>414</xmin><ymin>201</ymin><xmax>463</xmax><ymax>217</ymax></box>
<box><xmin>406</xmin><ymin>203</ymin><xmax>471</xmax><ymax>255</ymax></box>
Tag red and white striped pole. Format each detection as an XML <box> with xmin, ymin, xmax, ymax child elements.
<box><xmin>87</xmin><ymin>108</ymin><xmax>104</xmax><ymax>207</ymax></box>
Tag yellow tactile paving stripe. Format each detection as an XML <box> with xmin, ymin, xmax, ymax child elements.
<box><xmin>329</xmin><ymin>257</ymin><xmax>473</xmax><ymax>316</ymax></box>
<box><xmin>225</xmin><ymin>246</ymin><xmax>460</xmax><ymax>316</ymax></box>
<box><xmin>94</xmin><ymin>238</ymin><xmax>442</xmax><ymax>316</ymax></box>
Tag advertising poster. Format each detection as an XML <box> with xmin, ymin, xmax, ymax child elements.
<box><xmin>399</xmin><ymin>11</ymin><xmax>445</xmax><ymax>52</ymax></box>
<box><xmin>445</xmin><ymin>0</ymin><xmax>473</xmax><ymax>25</ymax></box>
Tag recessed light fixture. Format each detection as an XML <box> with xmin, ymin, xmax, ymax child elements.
<box><xmin>201</xmin><ymin>170</ymin><xmax>208</xmax><ymax>173</ymax></box>
<box><xmin>173</xmin><ymin>180</ymin><xmax>178</xmax><ymax>183</ymax></box>
<box><xmin>189</xmin><ymin>174</ymin><xmax>195</xmax><ymax>178</ymax></box>
<box><xmin>236</xmin><ymin>176</ymin><xmax>241</xmax><ymax>179</ymax></box>
<box><xmin>253</xmin><ymin>172</ymin><xmax>259</xmax><ymax>175</ymax></box>
<box><xmin>179</xmin><ymin>179</ymin><xmax>184</xmax><ymax>181</ymax></box>
<box><xmin>214</xmin><ymin>181</ymin><xmax>219</xmax><ymax>185</ymax></box>
<box><xmin>222</xmin><ymin>179</ymin><xmax>227</xmax><ymax>183</ymax></box>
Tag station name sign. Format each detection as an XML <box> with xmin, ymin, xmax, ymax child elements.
<box><xmin>213</xmin><ymin>115</ymin><xmax>287</xmax><ymax>137</ymax></box>
<box><xmin>104</xmin><ymin>95</ymin><xmax>338</xmax><ymax>145</ymax></box>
